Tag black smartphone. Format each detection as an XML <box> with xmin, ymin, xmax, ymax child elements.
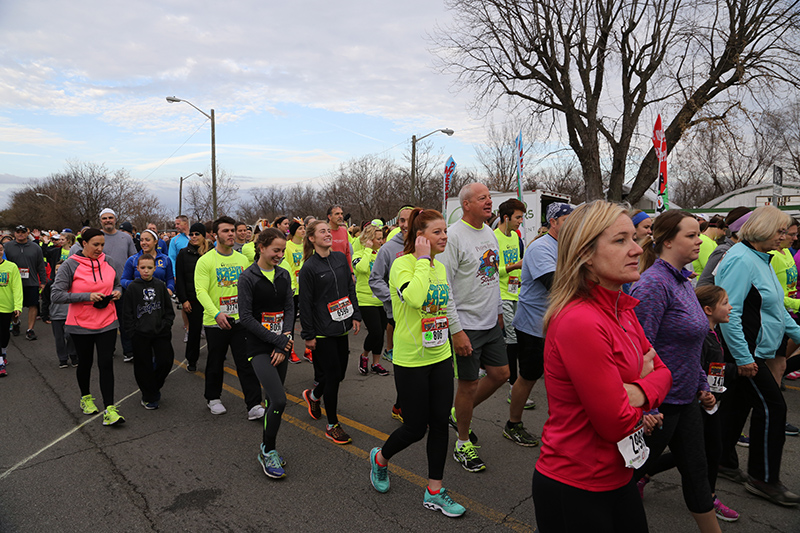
<box><xmin>93</xmin><ymin>294</ymin><xmax>114</xmax><ymax>309</ymax></box>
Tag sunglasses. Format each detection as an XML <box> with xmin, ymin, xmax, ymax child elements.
<box><xmin>189</xmin><ymin>232</ymin><xmax>204</xmax><ymax>237</ymax></box>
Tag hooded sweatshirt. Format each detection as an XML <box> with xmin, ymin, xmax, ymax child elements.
<box><xmin>122</xmin><ymin>276</ymin><xmax>175</xmax><ymax>338</ymax></box>
<box><xmin>50</xmin><ymin>252</ymin><xmax>121</xmax><ymax>334</ymax></box>
<box><xmin>368</xmin><ymin>230</ymin><xmax>405</xmax><ymax>318</ymax></box>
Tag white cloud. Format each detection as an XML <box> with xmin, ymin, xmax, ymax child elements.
<box><xmin>0</xmin><ymin>1</ymin><xmax>480</xmax><ymax>136</ymax></box>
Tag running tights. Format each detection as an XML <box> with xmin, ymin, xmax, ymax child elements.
<box><xmin>381</xmin><ymin>358</ymin><xmax>453</xmax><ymax>480</ymax></box>
<box><xmin>251</xmin><ymin>354</ymin><xmax>288</xmax><ymax>452</ymax></box>
<box><xmin>360</xmin><ymin>305</ymin><xmax>387</xmax><ymax>355</ymax></box>
<box><xmin>311</xmin><ymin>336</ymin><xmax>349</xmax><ymax>426</ymax></box>
<box><xmin>72</xmin><ymin>329</ymin><xmax>117</xmax><ymax>408</ymax></box>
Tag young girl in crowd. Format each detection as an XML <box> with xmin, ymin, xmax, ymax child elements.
<box><xmin>122</xmin><ymin>254</ymin><xmax>175</xmax><ymax>410</ymax></box>
<box><xmin>0</xmin><ymin>240</ymin><xmax>22</xmax><ymax>376</ymax></box>
<box><xmin>353</xmin><ymin>221</ymin><xmax>389</xmax><ymax>376</ymax></box>
<box><xmin>238</xmin><ymin>228</ymin><xmax>295</xmax><ymax>479</ymax></box>
<box><xmin>299</xmin><ymin>220</ymin><xmax>361</xmax><ymax>445</ymax></box>
<box><xmin>368</xmin><ymin>208</ymin><xmax>466</xmax><ymax>518</ymax></box>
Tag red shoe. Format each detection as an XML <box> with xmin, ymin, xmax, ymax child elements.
<box><xmin>391</xmin><ymin>405</ymin><xmax>403</xmax><ymax>423</ymax></box>
<box><xmin>289</xmin><ymin>350</ymin><xmax>302</xmax><ymax>364</ymax></box>
<box><xmin>303</xmin><ymin>348</ymin><xmax>313</xmax><ymax>363</ymax></box>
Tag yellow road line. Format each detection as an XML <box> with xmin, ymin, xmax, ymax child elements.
<box><xmin>177</xmin><ymin>359</ymin><xmax>534</xmax><ymax>532</ymax></box>
<box><xmin>786</xmin><ymin>384</ymin><xmax>800</xmax><ymax>391</ymax></box>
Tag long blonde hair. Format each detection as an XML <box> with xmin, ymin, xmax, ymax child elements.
<box><xmin>543</xmin><ymin>200</ymin><xmax>628</xmax><ymax>333</ymax></box>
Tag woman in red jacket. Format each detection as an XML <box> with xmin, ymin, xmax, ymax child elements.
<box><xmin>532</xmin><ymin>201</ymin><xmax>672</xmax><ymax>532</ymax></box>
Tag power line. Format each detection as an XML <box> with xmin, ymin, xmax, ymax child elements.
<box><xmin>141</xmin><ymin>119</ymin><xmax>209</xmax><ymax>181</ymax></box>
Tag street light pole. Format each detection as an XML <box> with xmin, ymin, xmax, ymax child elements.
<box><xmin>178</xmin><ymin>172</ymin><xmax>203</xmax><ymax>216</ymax></box>
<box><xmin>166</xmin><ymin>96</ymin><xmax>217</xmax><ymax>218</ymax></box>
<box><xmin>410</xmin><ymin>128</ymin><xmax>454</xmax><ymax>206</ymax></box>
<box><xmin>35</xmin><ymin>192</ymin><xmax>56</xmax><ymax>203</ymax></box>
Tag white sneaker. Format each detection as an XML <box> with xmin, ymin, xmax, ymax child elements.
<box><xmin>248</xmin><ymin>404</ymin><xmax>266</xmax><ymax>420</ymax></box>
<box><xmin>183</xmin><ymin>329</ymin><xmax>188</xmax><ymax>343</ymax></box>
<box><xmin>208</xmin><ymin>399</ymin><xmax>227</xmax><ymax>415</ymax></box>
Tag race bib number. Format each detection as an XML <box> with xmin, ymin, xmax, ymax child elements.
<box><xmin>508</xmin><ymin>276</ymin><xmax>520</xmax><ymax>295</ymax></box>
<box><xmin>219</xmin><ymin>295</ymin><xmax>238</xmax><ymax>316</ymax></box>
<box><xmin>707</xmin><ymin>362</ymin><xmax>726</xmax><ymax>393</ymax></box>
<box><xmin>616</xmin><ymin>421</ymin><xmax>650</xmax><ymax>469</ymax></box>
<box><xmin>421</xmin><ymin>316</ymin><xmax>448</xmax><ymax>348</ymax></box>
<box><xmin>327</xmin><ymin>296</ymin><xmax>353</xmax><ymax>321</ymax></box>
<box><xmin>19</xmin><ymin>268</ymin><xmax>29</xmax><ymax>279</ymax></box>
<box><xmin>261</xmin><ymin>311</ymin><xmax>284</xmax><ymax>333</ymax></box>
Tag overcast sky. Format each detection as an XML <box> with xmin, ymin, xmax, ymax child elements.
<box><xmin>0</xmin><ymin>0</ymin><xmax>517</xmax><ymax>213</ymax></box>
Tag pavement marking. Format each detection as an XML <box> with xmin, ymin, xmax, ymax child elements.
<box><xmin>187</xmin><ymin>359</ymin><xmax>535</xmax><ymax>532</ymax></box>
<box><xmin>786</xmin><ymin>385</ymin><xmax>800</xmax><ymax>391</ymax></box>
<box><xmin>0</xmin><ymin>362</ymin><xmax>187</xmax><ymax>482</ymax></box>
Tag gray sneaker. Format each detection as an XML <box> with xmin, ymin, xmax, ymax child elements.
<box><xmin>745</xmin><ymin>479</ymin><xmax>800</xmax><ymax>507</ymax></box>
<box><xmin>503</xmin><ymin>422</ymin><xmax>539</xmax><ymax>447</ymax></box>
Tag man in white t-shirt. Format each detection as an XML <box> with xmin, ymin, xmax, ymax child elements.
<box><xmin>440</xmin><ymin>182</ymin><xmax>509</xmax><ymax>473</ymax></box>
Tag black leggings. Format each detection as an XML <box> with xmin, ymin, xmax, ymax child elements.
<box><xmin>360</xmin><ymin>305</ymin><xmax>387</xmax><ymax>355</ymax></box>
<box><xmin>381</xmin><ymin>358</ymin><xmax>453</xmax><ymax>480</ymax></box>
<box><xmin>73</xmin><ymin>329</ymin><xmax>118</xmax><ymax>408</ymax></box>
<box><xmin>532</xmin><ymin>469</ymin><xmax>648</xmax><ymax>533</ymax></box>
<box><xmin>132</xmin><ymin>333</ymin><xmax>174</xmax><ymax>403</ymax></box>
<box><xmin>251</xmin><ymin>354</ymin><xmax>288</xmax><ymax>452</ymax></box>
<box><xmin>312</xmin><ymin>336</ymin><xmax>350</xmax><ymax>425</ymax></box>
<box><xmin>184</xmin><ymin>298</ymin><xmax>204</xmax><ymax>366</ymax></box>
<box><xmin>634</xmin><ymin>401</ymin><xmax>714</xmax><ymax>514</ymax></box>
<box><xmin>646</xmin><ymin>409</ymin><xmax>721</xmax><ymax>495</ymax></box>
<box><xmin>0</xmin><ymin>312</ymin><xmax>12</xmax><ymax>350</ymax></box>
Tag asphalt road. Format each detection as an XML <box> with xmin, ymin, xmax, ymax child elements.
<box><xmin>1</xmin><ymin>316</ymin><xmax>799</xmax><ymax>532</ymax></box>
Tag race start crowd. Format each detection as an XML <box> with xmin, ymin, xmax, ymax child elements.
<box><xmin>1</xmin><ymin>183</ymin><xmax>799</xmax><ymax>530</ymax></box>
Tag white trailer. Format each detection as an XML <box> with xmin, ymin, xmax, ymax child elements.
<box><xmin>445</xmin><ymin>189</ymin><xmax>571</xmax><ymax>246</ymax></box>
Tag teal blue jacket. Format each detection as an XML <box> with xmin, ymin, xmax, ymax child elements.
<box><xmin>717</xmin><ymin>242</ymin><xmax>800</xmax><ymax>366</ymax></box>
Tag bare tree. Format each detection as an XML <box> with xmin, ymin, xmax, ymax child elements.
<box><xmin>474</xmin><ymin>120</ymin><xmax>536</xmax><ymax>192</ymax></box>
<box><xmin>669</xmin><ymin>109</ymin><xmax>780</xmax><ymax>206</ymax></box>
<box><xmin>762</xmin><ymin>101</ymin><xmax>800</xmax><ymax>180</ymax></box>
<box><xmin>1</xmin><ymin>160</ymin><xmax>165</xmax><ymax>231</ymax></box>
<box><xmin>236</xmin><ymin>186</ymin><xmax>289</xmax><ymax>224</ymax></box>
<box><xmin>184</xmin><ymin>165</ymin><xmax>240</xmax><ymax>221</ymax></box>
<box><xmin>526</xmin><ymin>156</ymin><xmax>586</xmax><ymax>200</ymax></box>
<box><xmin>434</xmin><ymin>0</ymin><xmax>800</xmax><ymax>203</ymax></box>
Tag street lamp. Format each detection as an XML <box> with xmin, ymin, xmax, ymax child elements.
<box><xmin>166</xmin><ymin>96</ymin><xmax>217</xmax><ymax>218</ymax></box>
<box><xmin>410</xmin><ymin>128</ymin><xmax>454</xmax><ymax>205</ymax></box>
<box><xmin>178</xmin><ymin>172</ymin><xmax>203</xmax><ymax>217</ymax></box>
<box><xmin>35</xmin><ymin>192</ymin><xmax>56</xmax><ymax>203</ymax></box>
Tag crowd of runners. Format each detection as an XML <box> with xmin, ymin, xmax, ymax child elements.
<box><xmin>1</xmin><ymin>183</ymin><xmax>799</xmax><ymax>529</ymax></box>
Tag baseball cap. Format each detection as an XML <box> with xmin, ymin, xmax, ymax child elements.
<box><xmin>546</xmin><ymin>202</ymin><xmax>574</xmax><ymax>222</ymax></box>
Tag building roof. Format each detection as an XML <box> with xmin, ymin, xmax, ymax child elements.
<box><xmin>699</xmin><ymin>181</ymin><xmax>800</xmax><ymax>209</ymax></box>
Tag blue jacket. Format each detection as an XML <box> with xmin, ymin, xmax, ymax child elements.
<box><xmin>121</xmin><ymin>250</ymin><xmax>175</xmax><ymax>292</ymax></box>
<box><xmin>168</xmin><ymin>233</ymin><xmax>189</xmax><ymax>275</ymax></box>
<box><xmin>717</xmin><ymin>241</ymin><xmax>800</xmax><ymax>366</ymax></box>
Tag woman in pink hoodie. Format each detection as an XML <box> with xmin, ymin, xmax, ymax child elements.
<box><xmin>51</xmin><ymin>228</ymin><xmax>124</xmax><ymax>426</ymax></box>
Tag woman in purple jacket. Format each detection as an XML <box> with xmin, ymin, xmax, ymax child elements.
<box><xmin>632</xmin><ymin>210</ymin><xmax>721</xmax><ymax>532</ymax></box>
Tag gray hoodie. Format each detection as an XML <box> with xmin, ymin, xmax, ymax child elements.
<box><xmin>368</xmin><ymin>231</ymin><xmax>405</xmax><ymax>319</ymax></box>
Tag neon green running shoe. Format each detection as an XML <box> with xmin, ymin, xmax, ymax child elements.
<box><xmin>80</xmin><ymin>395</ymin><xmax>99</xmax><ymax>415</ymax></box>
<box><xmin>102</xmin><ymin>405</ymin><xmax>125</xmax><ymax>426</ymax></box>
